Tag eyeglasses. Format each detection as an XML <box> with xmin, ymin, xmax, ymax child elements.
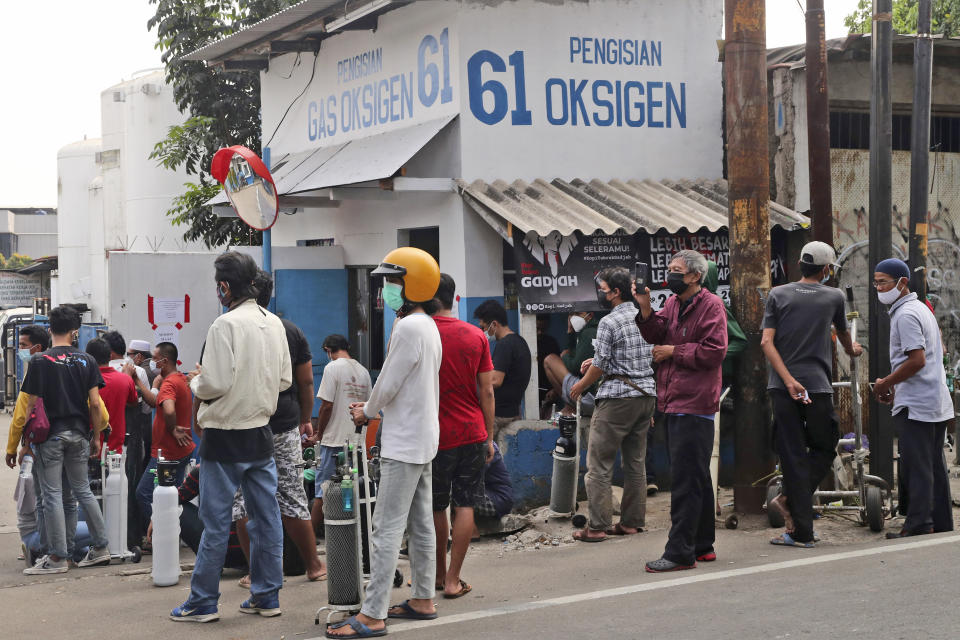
<box><xmin>872</xmin><ymin>279</ymin><xmax>896</xmax><ymax>288</ymax></box>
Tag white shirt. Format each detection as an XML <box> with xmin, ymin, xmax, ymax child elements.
<box><xmin>191</xmin><ymin>299</ymin><xmax>292</xmax><ymax>431</ymax></box>
<box><xmin>109</xmin><ymin>359</ymin><xmax>154</xmax><ymax>414</ymax></box>
<box><xmin>364</xmin><ymin>313</ymin><xmax>442</xmax><ymax>464</ymax></box>
<box><xmin>317</xmin><ymin>357</ymin><xmax>372</xmax><ymax>447</ymax></box>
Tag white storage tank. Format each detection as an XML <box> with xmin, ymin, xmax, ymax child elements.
<box><xmin>56</xmin><ymin>138</ymin><xmax>101</xmax><ymax>310</ymax></box>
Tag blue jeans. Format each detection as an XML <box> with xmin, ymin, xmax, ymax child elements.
<box><xmin>34</xmin><ymin>431</ymin><xmax>108</xmax><ymax>559</ymax></box>
<box><xmin>136</xmin><ymin>455</ymin><xmax>191</xmax><ymax>527</ymax></box>
<box><xmin>184</xmin><ymin>457</ymin><xmax>283</xmax><ymax>608</ymax></box>
<box><xmin>24</xmin><ymin>522</ymin><xmax>91</xmax><ymax>562</ymax></box>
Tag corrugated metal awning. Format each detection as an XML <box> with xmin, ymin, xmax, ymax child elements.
<box><xmin>206</xmin><ymin>114</ymin><xmax>455</xmax><ymax>206</ymax></box>
<box><xmin>182</xmin><ymin>0</ymin><xmax>410</xmax><ymax>64</ymax></box>
<box><xmin>457</xmin><ymin>177</ymin><xmax>808</xmax><ymax>237</ymax></box>
<box><xmin>284</xmin><ymin>115</ymin><xmax>455</xmax><ymax>193</ymax></box>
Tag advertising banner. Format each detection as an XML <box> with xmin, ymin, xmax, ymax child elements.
<box><xmin>515</xmin><ymin>228</ymin><xmax>789</xmax><ymax>313</ymax></box>
<box><xmin>0</xmin><ymin>272</ymin><xmax>41</xmax><ymax>308</ymax></box>
<box><xmin>513</xmin><ymin>229</ymin><xmax>636</xmax><ymax>312</ymax></box>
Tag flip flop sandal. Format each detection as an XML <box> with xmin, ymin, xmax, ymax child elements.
<box><xmin>387</xmin><ymin>599</ymin><xmax>438</xmax><ymax>620</ymax></box>
<box><xmin>770</xmin><ymin>532</ymin><xmax>815</xmax><ymax>548</ymax></box>
<box><xmin>572</xmin><ymin>529</ymin><xmax>607</xmax><ymax>543</ymax></box>
<box><xmin>238</xmin><ymin>575</ymin><xmax>251</xmax><ymax>589</ymax></box>
<box><xmin>605</xmin><ymin>523</ymin><xmax>643</xmax><ymax>536</ymax></box>
<box><xmin>325</xmin><ymin>615</ymin><xmax>387</xmax><ymax>638</ymax></box>
<box><xmin>309</xmin><ymin>571</ymin><xmax>328</xmax><ymax>582</ymax></box>
<box><xmin>443</xmin><ymin>579</ymin><xmax>472</xmax><ymax>599</ymax></box>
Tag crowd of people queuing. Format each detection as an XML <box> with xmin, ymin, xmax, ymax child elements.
<box><xmin>5</xmin><ymin>241</ymin><xmax>955</xmax><ymax>635</ymax></box>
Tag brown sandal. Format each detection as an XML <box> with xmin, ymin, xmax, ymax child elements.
<box><xmin>443</xmin><ymin>578</ymin><xmax>472</xmax><ymax>599</ymax></box>
<box><xmin>572</xmin><ymin>528</ymin><xmax>607</xmax><ymax>543</ymax></box>
<box><xmin>605</xmin><ymin>523</ymin><xmax>642</xmax><ymax>536</ymax></box>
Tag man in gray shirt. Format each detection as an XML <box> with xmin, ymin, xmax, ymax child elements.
<box><xmin>761</xmin><ymin>242</ymin><xmax>861</xmax><ymax>547</ymax></box>
<box><xmin>872</xmin><ymin>258</ymin><xmax>954</xmax><ymax>538</ymax></box>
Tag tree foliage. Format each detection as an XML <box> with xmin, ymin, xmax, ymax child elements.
<box><xmin>148</xmin><ymin>0</ymin><xmax>297</xmax><ymax>247</ymax></box>
<box><xmin>1</xmin><ymin>254</ymin><xmax>33</xmax><ymax>270</ymax></box>
<box><xmin>845</xmin><ymin>0</ymin><xmax>959</xmax><ymax>37</ymax></box>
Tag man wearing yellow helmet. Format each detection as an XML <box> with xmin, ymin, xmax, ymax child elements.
<box><xmin>330</xmin><ymin>247</ymin><xmax>442</xmax><ymax>638</ymax></box>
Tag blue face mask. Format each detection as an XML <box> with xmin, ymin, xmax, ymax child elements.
<box><xmin>18</xmin><ymin>348</ymin><xmax>32</xmax><ymax>363</ymax></box>
<box><xmin>383</xmin><ymin>282</ymin><xmax>405</xmax><ymax>312</ymax></box>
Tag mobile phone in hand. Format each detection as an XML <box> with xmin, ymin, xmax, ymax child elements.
<box><xmin>634</xmin><ymin>261</ymin><xmax>649</xmax><ymax>293</ymax></box>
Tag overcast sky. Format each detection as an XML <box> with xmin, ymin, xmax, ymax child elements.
<box><xmin>0</xmin><ymin>0</ymin><xmax>860</xmax><ymax>208</ymax></box>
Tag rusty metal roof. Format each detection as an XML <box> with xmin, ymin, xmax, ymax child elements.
<box><xmin>457</xmin><ymin>177</ymin><xmax>809</xmax><ymax>236</ymax></box>
<box><xmin>767</xmin><ymin>33</ymin><xmax>960</xmax><ymax>70</ymax></box>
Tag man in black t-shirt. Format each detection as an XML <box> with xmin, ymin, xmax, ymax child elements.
<box><xmin>474</xmin><ymin>300</ymin><xmax>531</xmax><ymax>437</ymax></box>
<box><xmin>232</xmin><ymin>271</ymin><xmax>326</xmax><ymax>583</ymax></box>
<box><xmin>22</xmin><ymin>306</ymin><xmax>111</xmax><ymax>575</ymax></box>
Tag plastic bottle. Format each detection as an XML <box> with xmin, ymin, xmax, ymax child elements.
<box><xmin>103</xmin><ymin>452</ymin><xmax>127</xmax><ymax>558</ymax></box>
<box><xmin>151</xmin><ymin>459</ymin><xmax>181</xmax><ymax>587</ymax></box>
<box><xmin>19</xmin><ymin>455</ymin><xmax>33</xmax><ymax>479</ymax></box>
<box><xmin>342</xmin><ymin>476</ymin><xmax>354</xmax><ymax>513</ymax></box>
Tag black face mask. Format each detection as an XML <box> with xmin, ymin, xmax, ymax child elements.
<box><xmin>667</xmin><ymin>272</ymin><xmax>690</xmax><ymax>295</ymax></box>
<box><xmin>597</xmin><ymin>290</ymin><xmax>613</xmax><ymax>309</ymax></box>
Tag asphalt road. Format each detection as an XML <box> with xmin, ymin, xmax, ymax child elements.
<box><xmin>2</xmin><ymin>413</ymin><xmax>958</xmax><ymax>640</ymax></box>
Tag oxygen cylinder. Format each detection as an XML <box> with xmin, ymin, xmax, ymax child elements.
<box><xmin>550</xmin><ymin>452</ymin><xmax>577</xmax><ymax>514</ymax></box>
<box><xmin>151</xmin><ymin>459</ymin><xmax>181</xmax><ymax>587</ymax></box>
<box><xmin>549</xmin><ymin>415</ymin><xmax>579</xmax><ymax>514</ymax></box>
<box><xmin>324</xmin><ymin>475</ymin><xmax>361</xmax><ymax>607</ymax></box>
<box><xmin>103</xmin><ymin>453</ymin><xmax>126</xmax><ymax>557</ymax></box>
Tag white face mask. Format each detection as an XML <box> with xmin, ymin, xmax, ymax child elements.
<box><xmin>877</xmin><ymin>279</ymin><xmax>904</xmax><ymax>305</ymax></box>
<box><xmin>570</xmin><ymin>315</ymin><xmax>587</xmax><ymax>333</ymax></box>
<box><xmin>149</xmin><ymin>359</ymin><xmax>160</xmax><ymax>373</ymax></box>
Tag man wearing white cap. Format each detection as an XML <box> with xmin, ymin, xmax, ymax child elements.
<box><xmin>760</xmin><ymin>241</ymin><xmax>862</xmax><ymax>548</ymax></box>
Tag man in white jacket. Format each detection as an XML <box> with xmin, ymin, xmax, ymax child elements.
<box><xmin>171</xmin><ymin>251</ymin><xmax>292</xmax><ymax>623</ymax></box>
<box><xmin>327</xmin><ymin>247</ymin><xmax>442</xmax><ymax>639</ymax></box>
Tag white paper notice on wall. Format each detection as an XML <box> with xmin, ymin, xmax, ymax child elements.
<box><xmin>154</xmin><ymin>325</ymin><xmax>180</xmax><ymax>349</ymax></box>
<box><xmin>154</xmin><ymin>298</ymin><xmax>186</xmax><ymax>324</ymax></box>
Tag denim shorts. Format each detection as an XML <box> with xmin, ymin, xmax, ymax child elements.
<box><xmin>313</xmin><ymin>445</ymin><xmax>342</xmax><ymax>498</ymax></box>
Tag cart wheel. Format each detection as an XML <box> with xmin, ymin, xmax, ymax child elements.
<box><xmin>571</xmin><ymin>514</ymin><xmax>587</xmax><ymax>529</ymax></box>
<box><xmin>130</xmin><ymin>546</ymin><xmax>142</xmax><ymax>563</ymax></box>
<box><xmin>866</xmin><ymin>485</ymin><xmax>885</xmax><ymax>532</ymax></box>
<box><xmin>724</xmin><ymin>514</ymin><xmax>739</xmax><ymax>530</ymax></box>
<box><xmin>766</xmin><ymin>483</ymin><xmax>784</xmax><ymax>529</ymax></box>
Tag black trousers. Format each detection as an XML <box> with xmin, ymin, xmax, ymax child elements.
<box><xmin>663</xmin><ymin>414</ymin><xmax>715</xmax><ymax>565</ymax></box>
<box><xmin>895</xmin><ymin>410</ymin><xmax>954</xmax><ymax>534</ymax></box>
<box><xmin>124</xmin><ymin>406</ymin><xmax>145</xmax><ymax>546</ymax></box>
<box><xmin>771</xmin><ymin>390</ymin><xmax>839</xmax><ymax>543</ymax></box>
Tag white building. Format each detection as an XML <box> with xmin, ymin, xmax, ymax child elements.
<box><xmin>188</xmin><ymin>0</ymin><xmax>807</xmax><ymax>417</ymax></box>
<box><xmin>55</xmin><ymin>70</ymin><xmax>218</xmax><ymax>366</ymax></box>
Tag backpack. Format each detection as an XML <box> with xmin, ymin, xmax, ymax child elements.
<box><xmin>24</xmin><ymin>398</ymin><xmax>50</xmax><ymax>445</ymax></box>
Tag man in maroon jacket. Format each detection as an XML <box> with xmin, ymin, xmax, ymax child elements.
<box><xmin>634</xmin><ymin>249</ymin><xmax>727</xmax><ymax>572</ymax></box>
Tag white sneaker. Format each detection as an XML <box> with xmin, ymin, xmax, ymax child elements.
<box><xmin>24</xmin><ymin>554</ymin><xmax>68</xmax><ymax>575</ymax></box>
<box><xmin>78</xmin><ymin>546</ymin><xmax>111</xmax><ymax>567</ymax></box>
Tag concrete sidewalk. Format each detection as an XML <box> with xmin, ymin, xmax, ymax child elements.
<box><xmin>2</xmin><ymin>413</ymin><xmax>958</xmax><ymax>639</ymax></box>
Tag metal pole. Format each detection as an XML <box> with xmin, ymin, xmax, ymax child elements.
<box><xmin>262</xmin><ymin>146</ymin><xmax>275</xmax><ymax>313</ymax></box>
<box><xmin>868</xmin><ymin>0</ymin><xmax>894</xmax><ymax>485</ymax></box>
<box><xmin>805</xmin><ymin>0</ymin><xmax>833</xmax><ymax>246</ymax></box>
<box><xmin>908</xmin><ymin>0</ymin><xmax>934</xmax><ymax>300</ymax></box>
<box><xmin>725</xmin><ymin>0</ymin><xmax>773</xmax><ymax>514</ymax></box>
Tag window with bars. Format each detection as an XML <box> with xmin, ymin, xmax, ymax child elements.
<box><xmin>829</xmin><ymin>111</ymin><xmax>960</xmax><ymax>152</ymax></box>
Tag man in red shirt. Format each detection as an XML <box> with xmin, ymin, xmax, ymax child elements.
<box><xmin>135</xmin><ymin>342</ymin><xmax>195</xmax><ymax>527</ymax></box>
<box><xmin>431</xmin><ymin>274</ymin><xmax>495</xmax><ymax>598</ymax></box>
<box><xmin>86</xmin><ymin>338</ymin><xmax>137</xmax><ymax>454</ymax></box>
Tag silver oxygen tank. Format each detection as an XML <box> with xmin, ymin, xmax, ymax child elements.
<box><xmin>323</xmin><ymin>471</ymin><xmax>361</xmax><ymax>607</ymax></box>
<box><xmin>549</xmin><ymin>414</ymin><xmax>579</xmax><ymax>515</ymax></box>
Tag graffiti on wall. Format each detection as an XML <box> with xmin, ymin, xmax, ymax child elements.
<box><xmin>832</xmin><ymin>149</ymin><xmax>960</xmax><ymax>369</ymax></box>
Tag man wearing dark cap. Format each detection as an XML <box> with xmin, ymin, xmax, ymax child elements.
<box><xmin>760</xmin><ymin>241</ymin><xmax>862</xmax><ymax>548</ymax></box>
<box><xmin>872</xmin><ymin>258</ymin><xmax>954</xmax><ymax>538</ymax></box>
